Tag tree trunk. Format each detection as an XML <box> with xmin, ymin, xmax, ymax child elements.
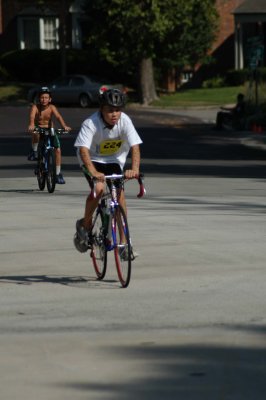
<box><xmin>139</xmin><ymin>57</ymin><xmax>158</xmax><ymax>105</ymax></box>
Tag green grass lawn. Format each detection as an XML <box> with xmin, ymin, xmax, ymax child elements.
<box><xmin>152</xmin><ymin>86</ymin><xmax>244</xmax><ymax>107</ymax></box>
<box><xmin>0</xmin><ymin>82</ymin><xmax>30</xmax><ymax>104</ymax></box>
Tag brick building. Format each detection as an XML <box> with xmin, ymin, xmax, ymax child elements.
<box><xmin>214</xmin><ymin>0</ymin><xmax>266</xmax><ymax>70</ymax></box>
<box><xmin>180</xmin><ymin>0</ymin><xmax>266</xmax><ymax>89</ymax></box>
<box><xmin>233</xmin><ymin>0</ymin><xmax>266</xmax><ymax>69</ymax></box>
<box><xmin>0</xmin><ymin>0</ymin><xmax>83</xmax><ymax>52</ymax></box>
<box><xmin>212</xmin><ymin>0</ymin><xmax>244</xmax><ymax>71</ymax></box>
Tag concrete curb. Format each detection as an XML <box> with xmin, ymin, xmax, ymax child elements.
<box><xmin>240</xmin><ymin>134</ymin><xmax>266</xmax><ymax>151</ymax></box>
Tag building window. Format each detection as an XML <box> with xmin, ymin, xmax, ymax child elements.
<box><xmin>18</xmin><ymin>17</ymin><xmax>59</xmax><ymax>50</ymax></box>
<box><xmin>21</xmin><ymin>19</ymin><xmax>40</xmax><ymax>49</ymax></box>
<box><xmin>42</xmin><ymin>18</ymin><xmax>59</xmax><ymax>49</ymax></box>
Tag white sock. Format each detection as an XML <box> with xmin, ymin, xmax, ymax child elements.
<box><xmin>56</xmin><ymin>166</ymin><xmax>61</xmax><ymax>175</ymax></box>
<box><xmin>33</xmin><ymin>143</ymin><xmax>38</xmax><ymax>151</ymax></box>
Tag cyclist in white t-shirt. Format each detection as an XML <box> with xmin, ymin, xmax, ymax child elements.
<box><xmin>74</xmin><ymin>88</ymin><xmax>142</xmax><ymax>253</ymax></box>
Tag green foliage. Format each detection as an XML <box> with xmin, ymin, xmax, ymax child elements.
<box><xmin>252</xmin><ymin>68</ymin><xmax>266</xmax><ymax>83</ymax></box>
<box><xmin>202</xmin><ymin>69</ymin><xmax>266</xmax><ymax>89</ymax></box>
<box><xmin>156</xmin><ymin>0</ymin><xmax>218</xmax><ymax>69</ymax></box>
<box><xmin>0</xmin><ymin>81</ymin><xmax>31</xmax><ymax>104</ymax></box>
<box><xmin>225</xmin><ymin>69</ymin><xmax>249</xmax><ymax>86</ymax></box>
<box><xmin>0</xmin><ymin>49</ymin><xmax>125</xmax><ymax>83</ymax></box>
<box><xmin>0</xmin><ymin>64</ymin><xmax>9</xmax><ymax>80</ymax></box>
<box><xmin>0</xmin><ymin>50</ymin><xmax>61</xmax><ymax>82</ymax></box>
<box><xmin>202</xmin><ymin>76</ymin><xmax>225</xmax><ymax>88</ymax></box>
<box><xmin>82</xmin><ymin>0</ymin><xmax>219</xmax><ymax>77</ymax></box>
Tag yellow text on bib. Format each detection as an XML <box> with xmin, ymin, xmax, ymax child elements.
<box><xmin>99</xmin><ymin>139</ymin><xmax>123</xmax><ymax>155</ymax></box>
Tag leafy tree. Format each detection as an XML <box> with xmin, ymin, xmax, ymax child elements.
<box><xmin>82</xmin><ymin>0</ymin><xmax>218</xmax><ymax>104</ymax></box>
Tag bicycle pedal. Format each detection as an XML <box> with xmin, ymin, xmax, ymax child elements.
<box><xmin>73</xmin><ymin>233</ymin><xmax>89</xmax><ymax>253</ymax></box>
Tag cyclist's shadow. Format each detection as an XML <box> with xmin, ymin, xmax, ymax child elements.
<box><xmin>0</xmin><ymin>274</ymin><xmax>117</xmax><ymax>288</ymax></box>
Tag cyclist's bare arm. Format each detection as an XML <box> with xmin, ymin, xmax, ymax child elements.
<box><xmin>124</xmin><ymin>144</ymin><xmax>140</xmax><ymax>179</ymax></box>
<box><xmin>52</xmin><ymin>105</ymin><xmax>71</xmax><ymax>131</ymax></box>
<box><xmin>79</xmin><ymin>146</ymin><xmax>105</xmax><ymax>181</ymax></box>
<box><xmin>28</xmin><ymin>104</ymin><xmax>38</xmax><ymax>132</ymax></box>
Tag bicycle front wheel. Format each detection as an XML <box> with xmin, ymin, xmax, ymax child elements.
<box><xmin>46</xmin><ymin>149</ymin><xmax>56</xmax><ymax>193</ymax></box>
<box><xmin>90</xmin><ymin>208</ymin><xmax>107</xmax><ymax>280</ymax></box>
<box><xmin>36</xmin><ymin>156</ymin><xmax>45</xmax><ymax>191</ymax></box>
<box><xmin>113</xmin><ymin>205</ymin><xmax>131</xmax><ymax>288</ymax></box>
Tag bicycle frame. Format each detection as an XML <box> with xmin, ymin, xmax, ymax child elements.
<box><xmin>40</xmin><ymin>131</ymin><xmax>54</xmax><ymax>171</ymax></box>
<box><xmin>99</xmin><ymin>176</ymin><xmax>124</xmax><ymax>252</ymax></box>
<box><xmin>34</xmin><ymin>128</ymin><xmax>68</xmax><ymax>193</ymax></box>
<box><xmin>89</xmin><ymin>174</ymin><xmax>145</xmax><ymax>287</ymax></box>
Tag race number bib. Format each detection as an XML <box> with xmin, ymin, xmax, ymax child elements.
<box><xmin>99</xmin><ymin>139</ymin><xmax>123</xmax><ymax>155</ymax></box>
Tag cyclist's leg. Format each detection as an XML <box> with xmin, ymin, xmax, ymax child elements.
<box><xmin>54</xmin><ymin>134</ymin><xmax>61</xmax><ymax>167</ymax></box>
<box><xmin>28</xmin><ymin>131</ymin><xmax>39</xmax><ymax>160</ymax></box>
<box><xmin>74</xmin><ymin>163</ymin><xmax>104</xmax><ymax>253</ymax></box>
<box><xmin>82</xmin><ymin>164</ymin><xmax>105</xmax><ymax>230</ymax></box>
<box><xmin>54</xmin><ymin>134</ymin><xmax>65</xmax><ymax>184</ymax></box>
<box><xmin>55</xmin><ymin>148</ymin><xmax>61</xmax><ymax>168</ymax></box>
<box><xmin>82</xmin><ymin>162</ymin><xmax>121</xmax><ymax>230</ymax></box>
<box><xmin>33</xmin><ymin>131</ymin><xmax>39</xmax><ymax>147</ymax></box>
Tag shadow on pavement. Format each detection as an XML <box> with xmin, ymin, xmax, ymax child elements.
<box><xmin>0</xmin><ymin>274</ymin><xmax>120</xmax><ymax>289</ymax></box>
<box><xmin>56</xmin><ymin>336</ymin><xmax>266</xmax><ymax>399</ymax></box>
<box><xmin>1</xmin><ymin>123</ymin><xmax>266</xmax><ymax>179</ymax></box>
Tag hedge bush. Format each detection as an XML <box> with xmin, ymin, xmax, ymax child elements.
<box><xmin>202</xmin><ymin>75</ymin><xmax>225</xmax><ymax>88</ymax></box>
<box><xmin>0</xmin><ymin>49</ymin><xmax>127</xmax><ymax>84</ymax></box>
<box><xmin>0</xmin><ymin>50</ymin><xmax>61</xmax><ymax>82</ymax></box>
<box><xmin>225</xmin><ymin>68</ymin><xmax>266</xmax><ymax>86</ymax></box>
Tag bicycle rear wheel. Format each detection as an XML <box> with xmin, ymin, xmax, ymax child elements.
<box><xmin>36</xmin><ymin>156</ymin><xmax>45</xmax><ymax>191</ymax></box>
<box><xmin>46</xmin><ymin>149</ymin><xmax>56</xmax><ymax>193</ymax></box>
<box><xmin>113</xmin><ymin>205</ymin><xmax>131</xmax><ymax>288</ymax></box>
<box><xmin>90</xmin><ymin>208</ymin><xmax>107</xmax><ymax>280</ymax></box>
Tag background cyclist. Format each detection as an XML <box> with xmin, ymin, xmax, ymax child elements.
<box><xmin>28</xmin><ymin>87</ymin><xmax>71</xmax><ymax>184</ymax></box>
<box><xmin>74</xmin><ymin>88</ymin><xmax>142</xmax><ymax>253</ymax></box>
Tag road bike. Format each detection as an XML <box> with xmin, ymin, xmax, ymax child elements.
<box><xmin>34</xmin><ymin>127</ymin><xmax>68</xmax><ymax>193</ymax></box>
<box><xmin>89</xmin><ymin>174</ymin><xmax>145</xmax><ymax>288</ymax></box>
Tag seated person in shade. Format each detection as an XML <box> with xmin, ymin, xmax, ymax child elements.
<box><xmin>215</xmin><ymin>93</ymin><xmax>246</xmax><ymax>130</ymax></box>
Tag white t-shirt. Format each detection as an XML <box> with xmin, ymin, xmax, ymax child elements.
<box><xmin>74</xmin><ymin>111</ymin><xmax>142</xmax><ymax>170</ymax></box>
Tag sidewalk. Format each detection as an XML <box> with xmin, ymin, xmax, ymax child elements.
<box><xmin>239</xmin><ymin>131</ymin><xmax>266</xmax><ymax>151</ymax></box>
<box><xmin>134</xmin><ymin>105</ymin><xmax>266</xmax><ymax>153</ymax></box>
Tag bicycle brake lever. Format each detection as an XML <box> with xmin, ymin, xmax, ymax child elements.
<box><xmin>137</xmin><ymin>174</ymin><xmax>146</xmax><ymax>198</ymax></box>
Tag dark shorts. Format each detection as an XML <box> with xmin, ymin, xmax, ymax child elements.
<box><xmin>53</xmin><ymin>134</ymin><xmax>60</xmax><ymax>149</ymax></box>
<box><xmin>82</xmin><ymin>162</ymin><xmax>123</xmax><ymax>189</ymax></box>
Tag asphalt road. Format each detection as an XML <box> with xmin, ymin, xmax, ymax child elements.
<box><xmin>1</xmin><ymin>106</ymin><xmax>266</xmax><ymax>399</ymax></box>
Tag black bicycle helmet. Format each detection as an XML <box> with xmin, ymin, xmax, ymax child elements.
<box><xmin>39</xmin><ymin>86</ymin><xmax>51</xmax><ymax>96</ymax></box>
<box><xmin>99</xmin><ymin>88</ymin><xmax>126</xmax><ymax>107</ymax></box>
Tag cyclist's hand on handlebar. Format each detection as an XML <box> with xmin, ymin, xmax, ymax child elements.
<box><xmin>124</xmin><ymin>169</ymin><xmax>139</xmax><ymax>180</ymax></box>
<box><xmin>28</xmin><ymin>125</ymin><xmax>35</xmax><ymax>133</ymax></box>
<box><xmin>93</xmin><ymin>171</ymin><xmax>105</xmax><ymax>182</ymax></box>
<box><xmin>64</xmin><ymin>126</ymin><xmax>71</xmax><ymax>132</ymax></box>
